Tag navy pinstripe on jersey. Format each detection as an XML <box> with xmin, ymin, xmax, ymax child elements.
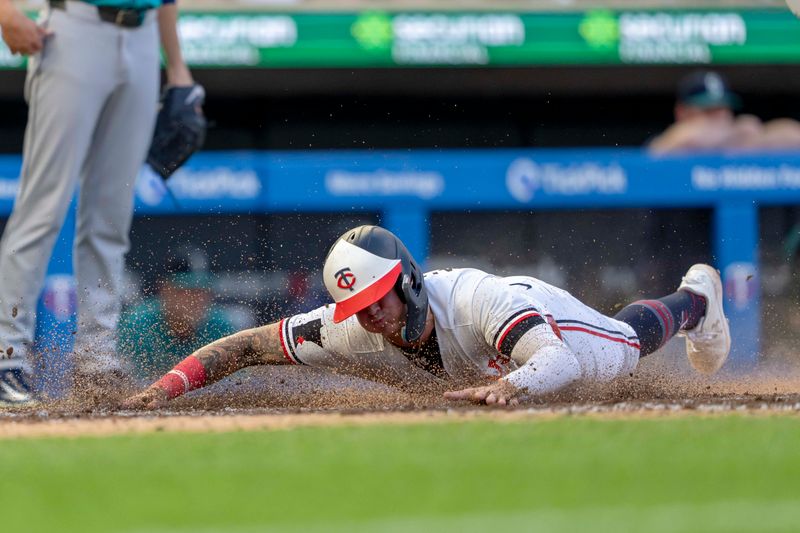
<box><xmin>492</xmin><ymin>307</ymin><xmax>546</xmax><ymax>355</ymax></box>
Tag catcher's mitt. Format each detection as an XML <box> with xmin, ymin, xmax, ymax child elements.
<box><xmin>147</xmin><ymin>84</ymin><xmax>207</xmax><ymax>180</ymax></box>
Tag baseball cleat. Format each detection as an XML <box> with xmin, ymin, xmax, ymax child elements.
<box><xmin>0</xmin><ymin>366</ymin><xmax>37</xmax><ymax>408</ymax></box>
<box><xmin>677</xmin><ymin>264</ymin><xmax>731</xmax><ymax>374</ymax></box>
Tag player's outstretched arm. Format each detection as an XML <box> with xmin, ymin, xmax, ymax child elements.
<box><xmin>444</xmin><ymin>344</ymin><xmax>581</xmax><ymax>406</ymax></box>
<box><xmin>445</xmin><ymin>320</ymin><xmax>582</xmax><ymax>406</ymax></box>
<box><xmin>122</xmin><ymin>321</ymin><xmax>287</xmax><ymax>409</ymax></box>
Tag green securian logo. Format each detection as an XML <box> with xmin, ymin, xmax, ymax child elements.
<box><xmin>579</xmin><ymin>10</ymin><xmax>619</xmax><ymax>48</ymax></box>
<box><xmin>351</xmin><ymin>12</ymin><xmax>393</xmax><ymax>50</ymax></box>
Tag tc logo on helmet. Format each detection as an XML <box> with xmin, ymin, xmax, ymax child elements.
<box><xmin>334</xmin><ymin>267</ymin><xmax>357</xmax><ymax>291</ymax></box>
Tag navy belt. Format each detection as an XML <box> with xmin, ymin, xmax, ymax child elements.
<box><xmin>49</xmin><ymin>0</ymin><xmax>148</xmax><ymax>28</ymax></box>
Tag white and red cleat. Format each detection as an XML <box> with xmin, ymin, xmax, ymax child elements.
<box><xmin>678</xmin><ymin>264</ymin><xmax>731</xmax><ymax>374</ymax></box>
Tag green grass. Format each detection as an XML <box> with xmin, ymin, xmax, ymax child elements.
<box><xmin>2</xmin><ymin>416</ymin><xmax>800</xmax><ymax>532</ymax></box>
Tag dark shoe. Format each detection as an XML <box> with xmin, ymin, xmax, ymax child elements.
<box><xmin>0</xmin><ymin>366</ymin><xmax>38</xmax><ymax>408</ymax></box>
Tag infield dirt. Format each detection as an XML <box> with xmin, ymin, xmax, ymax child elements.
<box><xmin>2</xmin><ymin>344</ymin><xmax>800</xmax><ymax>440</ymax></box>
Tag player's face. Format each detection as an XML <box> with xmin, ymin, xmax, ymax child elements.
<box><xmin>676</xmin><ymin>104</ymin><xmax>733</xmax><ymax>123</ymax></box>
<box><xmin>356</xmin><ymin>289</ymin><xmax>406</xmax><ymax>337</ymax></box>
<box><xmin>161</xmin><ymin>285</ymin><xmax>212</xmax><ymax>336</ymax></box>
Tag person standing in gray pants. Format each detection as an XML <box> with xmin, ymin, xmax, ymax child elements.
<box><xmin>0</xmin><ymin>0</ymin><xmax>196</xmax><ymax>407</ymax></box>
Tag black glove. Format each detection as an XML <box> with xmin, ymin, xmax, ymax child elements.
<box><xmin>147</xmin><ymin>84</ymin><xmax>207</xmax><ymax>180</ymax></box>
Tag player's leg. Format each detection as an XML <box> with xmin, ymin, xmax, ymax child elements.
<box><xmin>613</xmin><ymin>289</ymin><xmax>706</xmax><ymax>356</ymax></box>
<box><xmin>0</xmin><ymin>6</ymin><xmax>115</xmax><ymax>402</ymax></box>
<box><xmin>72</xmin><ymin>15</ymin><xmax>159</xmax><ymax>375</ymax></box>
<box><xmin>614</xmin><ymin>264</ymin><xmax>730</xmax><ymax>373</ymax></box>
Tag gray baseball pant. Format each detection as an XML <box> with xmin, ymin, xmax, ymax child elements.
<box><xmin>0</xmin><ymin>1</ymin><xmax>159</xmax><ymax>373</ymax></box>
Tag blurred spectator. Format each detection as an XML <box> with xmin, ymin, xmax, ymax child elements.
<box><xmin>282</xmin><ymin>270</ymin><xmax>327</xmax><ymax>316</ymax></box>
<box><xmin>649</xmin><ymin>70</ymin><xmax>800</xmax><ymax>154</ymax></box>
<box><xmin>117</xmin><ymin>245</ymin><xmax>236</xmax><ymax>381</ymax></box>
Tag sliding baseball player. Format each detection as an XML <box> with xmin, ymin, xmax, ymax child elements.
<box><xmin>124</xmin><ymin>225</ymin><xmax>730</xmax><ymax>408</ymax></box>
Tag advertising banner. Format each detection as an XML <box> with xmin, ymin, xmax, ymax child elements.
<box><xmin>2</xmin><ymin>9</ymin><xmax>799</xmax><ymax>69</ymax></box>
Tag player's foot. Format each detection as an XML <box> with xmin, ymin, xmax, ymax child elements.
<box><xmin>0</xmin><ymin>364</ymin><xmax>38</xmax><ymax>408</ymax></box>
<box><xmin>677</xmin><ymin>264</ymin><xmax>731</xmax><ymax>374</ymax></box>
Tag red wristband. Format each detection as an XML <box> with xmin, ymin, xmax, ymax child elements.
<box><xmin>154</xmin><ymin>355</ymin><xmax>208</xmax><ymax>400</ymax></box>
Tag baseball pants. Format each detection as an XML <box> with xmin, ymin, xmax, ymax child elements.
<box><xmin>0</xmin><ymin>1</ymin><xmax>159</xmax><ymax>372</ymax></box>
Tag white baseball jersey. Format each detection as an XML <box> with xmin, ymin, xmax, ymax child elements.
<box><xmin>278</xmin><ymin>268</ymin><xmax>641</xmax><ymax>386</ymax></box>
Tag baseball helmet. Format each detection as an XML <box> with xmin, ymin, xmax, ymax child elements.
<box><xmin>322</xmin><ymin>225</ymin><xmax>429</xmax><ymax>342</ymax></box>
<box><xmin>162</xmin><ymin>244</ymin><xmax>213</xmax><ymax>290</ymax></box>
